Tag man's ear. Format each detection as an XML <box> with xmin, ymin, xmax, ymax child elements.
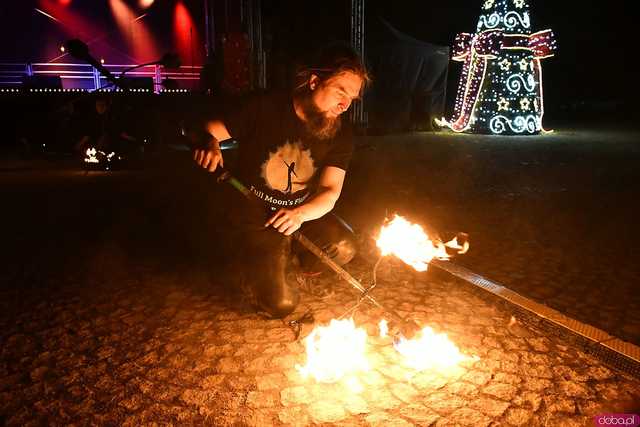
<box><xmin>309</xmin><ymin>74</ymin><xmax>320</xmax><ymax>91</ymax></box>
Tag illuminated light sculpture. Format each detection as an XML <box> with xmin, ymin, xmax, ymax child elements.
<box><xmin>441</xmin><ymin>0</ymin><xmax>557</xmax><ymax>135</ymax></box>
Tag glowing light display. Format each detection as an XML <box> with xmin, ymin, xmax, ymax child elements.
<box><xmin>441</xmin><ymin>0</ymin><xmax>557</xmax><ymax>135</ymax></box>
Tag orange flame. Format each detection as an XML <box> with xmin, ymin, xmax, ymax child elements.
<box><xmin>394</xmin><ymin>326</ymin><xmax>477</xmax><ymax>371</ymax></box>
<box><xmin>296</xmin><ymin>318</ymin><xmax>369</xmax><ymax>383</ymax></box>
<box><xmin>376</xmin><ymin>215</ymin><xmax>450</xmax><ymax>271</ymax></box>
<box><xmin>378</xmin><ymin>319</ymin><xmax>389</xmax><ymax>338</ymax></box>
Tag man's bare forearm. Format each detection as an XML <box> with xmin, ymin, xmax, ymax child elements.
<box><xmin>206</xmin><ymin>120</ymin><xmax>231</xmax><ymax>145</ymax></box>
<box><xmin>293</xmin><ymin>187</ymin><xmax>340</xmax><ymax>222</ymax></box>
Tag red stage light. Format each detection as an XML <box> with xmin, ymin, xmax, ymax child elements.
<box><xmin>58</xmin><ymin>0</ymin><xmax>72</xmax><ymax>5</ymax></box>
<box><xmin>173</xmin><ymin>1</ymin><xmax>202</xmax><ymax>66</ymax></box>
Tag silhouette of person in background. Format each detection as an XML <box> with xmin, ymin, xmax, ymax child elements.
<box><xmin>74</xmin><ymin>94</ymin><xmax>137</xmax><ymax>155</ymax></box>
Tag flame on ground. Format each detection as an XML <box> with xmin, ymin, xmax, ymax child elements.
<box><xmin>296</xmin><ymin>318</ymin><xmax>369</xmax><ymax>383</ymax></box>
<box><xmin>378</xmin><ymin>319</ymin><xmax>389</xmax><ymax>338</ymax></box>
<box><xmin>85</xmin><ymin>147</ymin><xmax>99</xmax><ymax>163</ymax></box>
<box><xmin>84</xmin><ymin>147</ymin><xmax>117</xmax><ymax>165</ymax></box>
<box><xmin>394</xmin><ymin>326</ymin><xmax>477</xmax><ymax>371</ymax></box>
<box><xmin>376</xmin><ymin>215</ymin><xmax>450</xmax><ymax>271</ymax></box>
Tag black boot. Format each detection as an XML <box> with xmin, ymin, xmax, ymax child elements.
<box><xmin>251</xmin><ymin>235</ymin><xmax>300</xmax><ymax>318</ymax></box>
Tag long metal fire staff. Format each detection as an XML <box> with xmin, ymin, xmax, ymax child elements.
<box><xmin>215</xmin><ymin>168</ymin><xmax>421</xmax><ymax>338</ymax></box>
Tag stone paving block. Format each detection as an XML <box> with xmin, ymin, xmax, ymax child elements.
<box><xmin>226</xmin><ymin>374</ymin><xmax>255</xmax><ymax>391</ymax></box>
<box><xmin>280</xmin><ymin>385</ymin><xmax>313</xmax><ymax>406</ymax></box>
<box><xmin>308</xmin><ymin>400</ymin><xmax>348</xmax><ymax>423</ymax></box>
<box><xmin>482</xmin><ymin>382</ymin><xmax>518</xmax><ymax>400</ymax></box>
<box><xmin>409</xmin><ymin>371</ymin><xmax>449</xmax><ymax>391</ymax></box>
<box><xmin>278</xmin><ymin>406</ymin><xmax>310</xmax><ymax>426</ymax></box>
<box><xmin>256</xmin><ymin>373</ymin><xmax>286</xmax><ymax>391</ymax></box>
<box><xmin>215</xmin><ymin>357</ymin><xmax>243</xmax><ymax>373</ymax></box>
<box><xmin>544</xmin><ymin>414</ymin><xmax>587</xmax><ymax>427</ymax></box>
<box><xmin>440</xmin><ymin>407</ymin><xmax>492</xmax><ymax>427</ymax></box>
<box><xmin>365</xmin><ymin>411</ymin><xmax>414</xmax><ymax>426</ymax></box>
<box><xmin>399</xmin><ymin>403</ymin><xmax>440</xmax><ymax>425</ymax></box>
<box><xmin>586</xmin><ymin>365</ymin><xmax>614</xmax><ymax>381</ymax></box>
<box><xmin>341</xmin><ymin>393</ymin><xmax>370</xmax><ymax>415</ymax></box>
<box><xmin>461</xmin><ymin>370</ymin><xmax>492</xmax><ymax>386</ymax></box>
<box><xmin>389</xmin><ymin>382</ymin><xmax>419</xmax><ymax>403</ymax></box>
<box><xmin>543</xmin><ymin>395</ymin><xmax>576</xmax><ymax>414</ymax></box>
<box><xmin>360</xmin><ymin>369</ymin><xmax>388</xmax><ymax>387</ymax></box>
<box><xmin>558</xmin><ymin>380</ymin><xmax>594</xmax><ymax>399</ymax></box>
<box><xmin>443</xmin><ymin>381</ymin><xmax>479</xmax><ymax>398</ymax></box>
<box><xmin>244</xmin><ymin>355</ymin><xmax>272</xmax><ymax>372</ymax></box>
<box><xmin>362</xmin><ymin>388</ymin><xmax>403</xmax><ymax>411</ymax></box>
<box><xmin>553</xmin><ymin>365</ymin><xmax>590</xmax><ymax>382</ymax></box>
<box><xmin>272</xmin><ymin>354</ymin><xmax>299</xmax><ymax>370</ymax></box>
<box><xmin>424</xmin><ymin>392</ymin><xmax>467</xmax><ymax>414</ymax></box>
<box><xmin>505</xmin><ymin>407</ymin><xmax>534</xmax><ymax>426</ymax></box>
<box><xmin>468</xmin><ymin>396</ymin><xmax>511</xmax><ymax>417</ymax></box>
<box><xmin>492</xmin><ymin>372</ymin><xmax>522</xmax><ymax>385</ymax></box>
<box><xmin>242</xmin><ymin>407</ymin><xmax>279</xmax><ymax>427</ymax></box>
<box><xmin>246</xmin><ymin>390</ymin><xmax>279</xmax><ymax>409</ymax></box>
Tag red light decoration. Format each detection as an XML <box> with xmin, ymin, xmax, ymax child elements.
<box><xmin>173</xmin><ymin>1</ymin><xmax>203</xmax><ymax>66</ymax></box>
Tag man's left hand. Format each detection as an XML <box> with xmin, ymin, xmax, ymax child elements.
<box><xmin>265</xmin><ymin>208</ymin><xmax>304</xmax><ymax>236</ymax></box>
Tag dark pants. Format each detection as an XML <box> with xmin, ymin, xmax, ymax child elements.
<box><xmin>225</xmin><ymin>191</ymin><xmax>356</xmax><ymax>318</ymax></box>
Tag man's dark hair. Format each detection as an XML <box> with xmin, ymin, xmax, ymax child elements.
<box><xmin>294</xmin><ymin>43</ymin><xmax>371</xmax><ymax>94</ymax></box>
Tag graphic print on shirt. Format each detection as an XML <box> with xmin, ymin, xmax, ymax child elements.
<box><xmin>260</xmin><ymin>140</ymin><xmax>316</xmax><ymax>195</ymax></box>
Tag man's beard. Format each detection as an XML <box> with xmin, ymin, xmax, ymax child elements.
<box><xmin>296</xmin><ymin>90</ymin><xmax>342</xmax><ymax>140</ymax></box>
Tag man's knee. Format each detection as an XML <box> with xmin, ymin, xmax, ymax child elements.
<box><xmin>258</xmin><ymin>292</ymin><xmax>299</xmax><ymax>318</ymax></box>
<box><xmin>326</xmin><ymin>234</ymin><xmax>357</xmax><ymax>266</ymax></box>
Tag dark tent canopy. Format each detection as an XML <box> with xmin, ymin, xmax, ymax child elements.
<box><xmin>366</xmin><ymin>18</ymin><xmax>450</xmax><ymax>133</ymax></box>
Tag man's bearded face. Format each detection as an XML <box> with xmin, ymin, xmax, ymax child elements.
<box><xmin>297</xmin><ymin>90</ymin><xmax>342</xmax><ymax>140</ymax></box>
<box><xmin>297</xmin><ymin>71</ymin><xmax>363</xmax><ymax>140</ymax></box>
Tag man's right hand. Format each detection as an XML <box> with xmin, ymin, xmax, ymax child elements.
<box><xmin>193</xmin><ymin>140</ymin><xmax>224</xmax><ymax>172</ymax></box>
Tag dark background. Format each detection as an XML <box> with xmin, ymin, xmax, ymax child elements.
<box><xmin>1</xmin><ymin>0</ymin><xmax>636</xmax><ymax>114</ymax></box>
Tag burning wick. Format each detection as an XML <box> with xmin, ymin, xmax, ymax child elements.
<box><xmin>376</xmin><ymin>215</ymin><xmax>469</xmax><ymax>271</ymax></box>
<box><xmin>296</xmin><ymin>318</ymin><xmax>369</xmax><ymax>383</ymax></box>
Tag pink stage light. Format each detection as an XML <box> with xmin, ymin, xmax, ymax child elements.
<box><xmin>139</xmin><ymin>0</ymin><xmax>155</xmax><ymax>8</ymax></box>
<box><xmin>109</xmin><ymin>0</ymin><xmax>160</xmax><ymax>63</ymax></box>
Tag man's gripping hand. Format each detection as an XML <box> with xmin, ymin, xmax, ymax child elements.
<box><xmin>265</xmin><ymin>208</ymin><xmax>304</xmax><ymax>236</ymax></box>
<box><xmin>193</xmin><ymin>140</ymin><xmax>224</xmax><ymax>172</ymax></box>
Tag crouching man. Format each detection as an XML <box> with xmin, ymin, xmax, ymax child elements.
<box><xmin>194</xmin><ymin>44</ymin><xmax>369</xmax><ymax>318</ymax></box>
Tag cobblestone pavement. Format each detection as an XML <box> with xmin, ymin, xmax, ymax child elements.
<box><xmin>2</xmin><ymin>252</ymin><xmax>640</xmax><ymax>426</ymax></box>
<box><xmin>2</xmin><ymin>127</ymin><xmax>640</xmax><ymax>425</ymax></box>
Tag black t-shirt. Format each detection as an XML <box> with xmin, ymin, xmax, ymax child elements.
<box><xmin>224</xmin><ymin>91</ymin><xmax>354</xmax><ymax>211</ymax></box>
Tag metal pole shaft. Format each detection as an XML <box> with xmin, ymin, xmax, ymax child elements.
<box><xmin>292</xmin><ymin>231</ymin><xmax>407</xmax><ymax>325</ymax></box>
